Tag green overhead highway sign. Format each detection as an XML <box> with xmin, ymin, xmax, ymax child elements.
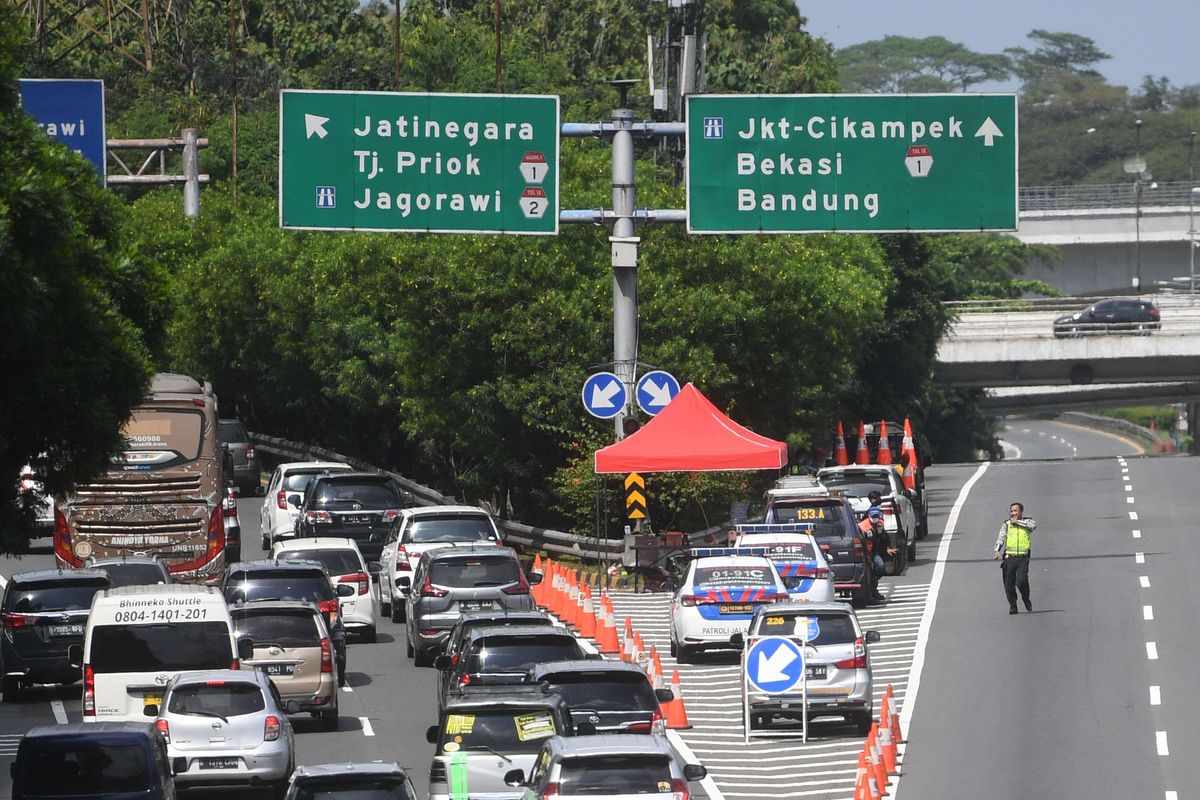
<box><xmin>686</xmin><ymin>93</ymin><xmax>1017</xmax><ymax>234</ymax></box>
<box><xmin>279</xmin><ymin>90</ymin><xmax>559</xmax><ymax>234</ymax></box>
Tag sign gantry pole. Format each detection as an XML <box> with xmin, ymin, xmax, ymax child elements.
<box><xmin>608</xmin><ymin>80</ymin><xmax>641</xmax><ymax>440</ymax></box>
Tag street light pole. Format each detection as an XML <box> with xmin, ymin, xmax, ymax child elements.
<box><xmin>1189</xmin><ymin>130</ymin><xmax>1197</xmax><ymax>294</ymax></box>
<box><xmin>1134</xmin><ymin>119</ymin><xmax>1143</xmax><ymax>293</ymax></box>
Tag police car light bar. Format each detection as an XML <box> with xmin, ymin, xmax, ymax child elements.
<box><xmin>688</xmin><ymin>546</ymin><xmax>807</xmax><ymax>559</ymax></box>
<box><xmin>734</xmin><ymin>523</ymin><xmax>816</xmax><ymax>534</ymax></box>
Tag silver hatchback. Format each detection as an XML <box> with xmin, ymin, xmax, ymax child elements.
<box><xmin>403</xmin><ymin>545</ymin><xmax>541</xmax><ymax>666</ymax></box>
<box><xmin>149</xmin><ymin>668</ymin><xmax>294</xmax><ymax>794</ymax></box>
<box><xmin>738</xmin><ymin>600</ymin><xmax>880</xmax><ymax>734</ymax></box>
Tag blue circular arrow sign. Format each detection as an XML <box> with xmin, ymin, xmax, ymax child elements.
<box><xmin>635</xmin><ymin>370</ymin><xmax>680</xmax><ymax>416</ymax></box>
<box><xmin>746</xmin><ymin>636</ymin><xmax>805</xmax><ymax>694</ymax></box>
<box><xmin>581</xmin><ymin>372</ymin><xmax>627</xmax><ymax>419</ymax></box>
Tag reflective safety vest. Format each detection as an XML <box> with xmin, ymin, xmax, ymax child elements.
<box><xmin>1003</xmin><ymin>521</ymin><xmax>1031</xmax><ymax>556</ymax></box>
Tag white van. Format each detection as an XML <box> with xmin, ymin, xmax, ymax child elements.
<box><xmin>74</xmin><ymin>584</ymin><xmax>251</xmax><ymax>722</ymax></box>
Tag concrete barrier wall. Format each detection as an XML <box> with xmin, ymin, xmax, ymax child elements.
<box><xmin>1059</xmin><ymin>411</ymin><xmax>1158</xmax><ymax>446</ymax></box>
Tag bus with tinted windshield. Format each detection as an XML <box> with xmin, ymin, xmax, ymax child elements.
<box><xmin>54</xmin><ymin>373</ymin><xmax>228</xmax><ymax>584</ymax></box>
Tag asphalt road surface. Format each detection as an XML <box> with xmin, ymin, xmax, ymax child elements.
<box><xmin>997</xmin><ymin>418</ymin><xmax>1143</xmax><ymax>460</ymax></box>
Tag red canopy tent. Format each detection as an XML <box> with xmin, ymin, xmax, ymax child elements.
<box><xmin>594</xmin><ymin>383</ymin><xmax>788</xmax><ymax>473</ymax></box>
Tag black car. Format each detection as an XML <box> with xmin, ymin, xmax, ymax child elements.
<box><xmin>219</xmin><ymin>418</ymin><xmax>263</xmax><ymax>495</ymax></box>
<box><xmin>293</xmin><ymin>473</ymin><xmax>412</xmax><ymax>563</ymax></box>
<box><xmin>530</xmin><ymin>660</ymin><xmax>674</xmax><ymax>735</ymax></box>
<box><xmin>435</xmin><ymin>624</ymin><xmax>591</xmax><ymax>712</ymax></box>
<box><xmin>1</xmin><ymin>569</ymin><xmax>110</xmax><ymax>700</ymax></box>
<box><xmin>436</xmin><ymin>610</ymin><xmax>555</xmax><ymax>699</ymax></box>
<box><xmin>286</xmin><ymin>762</ymin><xmax>419</xmax><ymax>800</ymax></box>
<box><xmin>765</xmin><ymin>491</ymin><xmax>873</xmax><ymax>608</ymax></box>
<box><xmin>12</xmin><ymin>722</ymin><xmax>176</xmax><ymax>800</ymax></box>
<box><xmin>87</xmin><ymin>556</ymin><xmax>172</xmax><ymax>588</ymax></box>
<box><xmin>221</xmin><ymin>560</ymin><xmax>354</xmax><ymax>684</ymax></box>
<box><xmin>1054</xmin><ymin>298</ymin><xmax>1161</xmax><ymax>338</ymax></box>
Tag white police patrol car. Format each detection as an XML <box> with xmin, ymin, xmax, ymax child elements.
<box><xmin>732</xmin><ymin>524</ymin><xmax>835</xmax><ymax>603</ymax></box>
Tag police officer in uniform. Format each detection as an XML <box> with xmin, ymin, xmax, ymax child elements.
<box><xmin>993</xmin><ymin>502</ymin><xmax>1036</xmax><ymax>614</ymax></box>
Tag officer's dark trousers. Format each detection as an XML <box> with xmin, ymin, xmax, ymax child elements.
<box><xmin>1001</xmin><ymin>555</ymin><xmax>1030</xmax><ymax>608</ymax></box>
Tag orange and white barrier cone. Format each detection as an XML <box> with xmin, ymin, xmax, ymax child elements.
<box><xmin>834</xmin><ymin>420</ymin><xmax>850</xmax><ymax>466</ymax></box>
<box><xmin>621</xmin><ymin>630</ymin><xmax>635</xmax><ymax>662</ymax></box>
<box><xmin>664</xmin><ymin>669</ymin><xmax>691</xmax><ymax>729</ymax></box>
<box><xmin>876</xmin><ymin>420</ymin><xmax>891</xmax><ymax>465</ymax></box>
<box><xmin>855</xmin><ymin>421</ymin><xmax>871</xmax><ymax>465</ymax></box>
<box><xmin>578</xmin><ymin>588</ymin><xmax>596</xmax><ymax>639</ymax></box>
<box><xmin>597</xmin><ymin>606</ymin><xmax>620</xmax><ymax>654</ymax></box>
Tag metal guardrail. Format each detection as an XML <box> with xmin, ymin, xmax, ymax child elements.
<box><xmin>947</xmin><ymin>294</ymin><xmax>1200</xmax><ymax>315</ymax></box>
<box><xmin>1020</xmin><ymin>181</ymin><xmax>1199</xmax><ymax>211</ymax></box>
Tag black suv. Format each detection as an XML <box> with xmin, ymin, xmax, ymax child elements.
<box><xmin>221</xmin><ymin>560</ymin><xmax>354</xmax><ymax>684</ymax></box>
<box><xmin>12</xmin><ymin>722</ymin><xmax>175</xmax><ymax>800</ymax></box>
<box><xmin>293</xmin><ymin>473</ymin><xmax>412</xmax><ymax>563</ymax></box>
<box><xmin>1</xmin><ymin>569</ymin><xmax>109</xmax><ymax>701</ymax></box>
<box><xmin>765</xmin><ymin>492</ymin><xmax>872</xmax><ymax>607</ymax></box>
<box><xmin>1054</xmin><ymin>298</ymin><xmax>1161</xmax><ymax>338</ymax></box>
<box><xmin>435</xmin><ymin>624</ymin><xmax>590</xmax><ymax>712</ymax></box>
<box><xmin>530</xmin><ymin>660</ymin><xmax>674</xmax><ymax>735</ymax></box>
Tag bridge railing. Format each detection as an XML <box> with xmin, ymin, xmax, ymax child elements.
<box><xmin>947</xmin><ymin>294</ymin><xmax>1200</xmax><ymax>316</ymax></box>
<box><xmin>1020</xmin><ymin>181</ymin><xmax>1199</xmax><ymax>211</ymax></box>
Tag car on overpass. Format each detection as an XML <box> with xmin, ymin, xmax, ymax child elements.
<box><xmin>1053</xmin><ymin>298</ymin><xmax>1160</xmax><ymax>338</ymax></box>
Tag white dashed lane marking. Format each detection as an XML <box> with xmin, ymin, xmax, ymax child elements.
<box><xmin>1140</xmin><ymin>575</ymin><xmax>1151</xmax><ymax>588</ymax></box>
<box><xmin>1147</xmin><ymin>642</ymin><xmax>1159</xmax><ymax>660</ymax></box>
<box><xmin>1130</xmin><ymin>511</ymin><xmax>1140</xmax><ymax>520</ymax></box>
<box><xmin>1135</xmin><ymin>552</ymin><xmax>1145</xmax><ymax>564</ymax></box>
<box><xmin>1144</xmin><ymin>606</ymin><xmax>1154</xmax><ymax>621</ymax></box>
<box><xmin>1150</xmin><ymin>686</ymin><xmax>1161</xmax><ymax>706</ymax></box>
<box><xmin>1157</xmin><ymin>731</ymin><xmax>1169</xmax><ymax>756</ymax></box>
<box><xmin>1133</xmin><ymin>529</ymin><xmax>1142</xmax><ymax>539</ymax></box>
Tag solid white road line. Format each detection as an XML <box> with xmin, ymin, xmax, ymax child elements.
<box><xmin>1140</xmin><ymin>576</ymin><xmax>1151</xmax><ymax>588</ymax></box>
<box><xmin>893</xmin><ymin>462</ymin><xmax>990</xmax><ymax>800</ymax></box>
<box><xmin>51</xmin><ymin>699</ymin><xmax>68</xmax><ymax>725</ymax></box>
<box><xmin>1156</xmin><ymin>731</ymin><xmax>1169</xmax><ymax>756</ymax></box>
<box><xmin>359</xmin><ymin>717</ymin><xmax>374</xmax><ymax>737</ymax></box>
<box><xmin>1150</xmin><ymin>686</ymin><xmax>1161</xmax><ymax>706</ymax></box>
<box><xmin>667</xmin><ymin>729</ymin><xmax>726</xmax><ymax>800</ymax></box>
<box><xmin>0</xmin><ymin>573</ymin><xmax>6</xmax><ymax>589</ymax></box>
<box><xmin>1135</xmin><ymin>552</ymin><xmax>1145</xmax><ymax>564</ymax></box>
<box><xmin>1147</xmin><ymin>642</ymin><xmax>1159</xmax><ymax>660</ymax></box>
<box><xmin>1144</xmin><ymin>605</ymin><xmax>1154</xmax><ymax>621</ymax></box>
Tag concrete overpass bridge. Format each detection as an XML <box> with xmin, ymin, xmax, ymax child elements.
<box><xmin>1016</xmin><ymin>182</ymin><xmax>1199</xmax><ymax>295</ymax></box>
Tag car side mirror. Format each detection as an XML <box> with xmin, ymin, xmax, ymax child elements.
<box><xmin>397</xmin><ymin>576</ymin><xmax>411</xmax><ymax>589</ymax></box>
<box><xmin>237</xmin><ymin>636</ymin><xmax>255</xmax><ymax>661</ymax></box>
<box><xmin>426</xmin><ymin>725</ymin><xmax>439</xmax><ymax>744</ymax></box>
<box><xmin>171</xmin><ymin>757</ymin><xmax>187</xmax><ymax>776</ymax></box>
<box><xmin>401</xmin><ymin>491</ymin><xmax>415</xmax><ymax>507</ymax></box>
<box><xmin>143</xmin><ymin>703</ymin><xmax>159</xmax><ymax>717</ymax></box>
<box><xmin>68</xmin><ymin>644</ymin><xmax>83</xmax><ymax>669</ymax></box>
<box><xmin>684</xmin><ymin>764</ymin><xmax>708</xmax><ymax>782</ymax></box>
<box><xmin>336</xmin><ymin>583</ymin><xmax>356</xmax><ymax>597</ymax></box>
<box><xmin>434</xmin><ymin>655</ymin><xmax>452</xmax><ymax>671</ymax></box>
<box><xmin>285</xmin><ymin>700</ymin><xmax>302</xmax><ymax>714</ymax></box>
<box><xmin>655</xmin><ymin>688</ymin><xmax>674</xmax><ymax>704</ymax></box>
<box><xmin>526</xmin><ymin>572</ymin><xmax>543</xmax><ymax>586</ymax></box>
<box><xmin>783</xmin><ymin>577</ymin><xmax>802</xmax><ymax>591</ymax></box>
<box><xmin>865</xmin><ymin>630</ymin><xmax>881</xmax><ymax>643</ymax></box>
<box><xmin>729</xmin><ymin>632</ymin><xmax>745</xmax><ymax>648</ymax></box>
<box><xmin>503</xmin><ymin>768</ymin><xmax>527</xmax><ymax>787</ymax></box>
<box><xmin>287</xmin><ymin>494</ymin><xmax>302</xmax><ymax>507</ymax></box>
<box><xmin>367</xmin><ymin>562</ymin><xmax>382</xmax><ymax>577</ymax></box>
<box><xmin>368</xmin><ymin>533</ymin><xmax>383</xmax><ymax>543</ymax></box>
<box><xmin>584</xmin><ymin>652</ymin><xmax>603</xmax><ymax>661</ymax></box>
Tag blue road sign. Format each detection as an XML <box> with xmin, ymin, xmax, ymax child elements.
<box><xmin>746</xmin><ymin>636</ymin><xmax>805</xmax><ymax>694</ymax></box>
<box><xmin>18</xmin><ymin>79</ymin><xmax>106</xmax><ymax>183</ymax></box>
<box><xmin>582</xmin><ymin>372</ymin><xmax>627</xmax><ymax>419</ymax></box>
<box><xmin>635</xmin><ymin>370</ymin><xmax>680</xmax><ymax>416</ymax></box>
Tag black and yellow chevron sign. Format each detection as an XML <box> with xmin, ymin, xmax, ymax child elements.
<box><xmin>625</xmin><ymin>472</ymin><xmax>647</xmax><ymax>520</ymax></box>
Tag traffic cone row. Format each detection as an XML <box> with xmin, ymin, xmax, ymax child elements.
<box><xmin>842</xmin><ymin>419</ymin><xmax>920</xmax><ymax>473</ymax></box>
<box><xmin>852</xmin><ymin>684</ymin><xmax>904</xmax><ymax>799</ymax></box>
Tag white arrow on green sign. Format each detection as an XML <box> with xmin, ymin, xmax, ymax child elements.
<box><xmin>279</xmin><ymin>90</ymin><xmax>560</xmax><ymax>234</ymax></box>
<box><xmin>686</xmin><ymin>93</ymin><xmax>1018</xmax><ymax>234</ymax></box>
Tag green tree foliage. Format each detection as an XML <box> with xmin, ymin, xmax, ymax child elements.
<box><xmin>1005</xmin><ymin>29</ymin><xmax>1111</xmax><ymax>84</ymax></box>
<box><xmin>0</xmin><ymin>5</ymin><xmax>165</xmax><ymax>550</ymax></box>
<box><xmin>836</xmin><ymin>35</ymin><xmax>1011</xmax><ymax>93</ymax></box>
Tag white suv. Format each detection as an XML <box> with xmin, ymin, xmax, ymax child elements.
<box><xmin>258</xmin><ymin>461</ymin><xmax>352</xmax><ymax>550</ymax></box>
<box><xmin>817</xmin><ymin>465</ymin><xmax>918</xmax><ymax>562</ymax></box>
<box><xmin>378</xmin><ymin>506</ymin><xmax>505</xmax><ymax>623</ymax></box>
<box><xmin>271</xmin><ymin>537</ymin><xmax>380</xmax><ymax>643</ymax></box>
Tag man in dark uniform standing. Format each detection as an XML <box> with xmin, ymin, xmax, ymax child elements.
<box><xmin>993</xmin><ymin>501</ymin><xmax>1036</xmax><ymax>614</ymax></box>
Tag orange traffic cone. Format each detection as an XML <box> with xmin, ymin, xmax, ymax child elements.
<box><xmin>621</xmin><ymin>630</ymin><xmax>636</xmax><ymax>662</ymax></box>
<box><xmin>876</xmin><ymin>421</ymin><xmax>891</xmax><ymax>465</ymax></box>
<box><xmin>578</xmin><ymin>588</ymin><xmax>596</xmax><ymax>640</ymax></box>
<box><xmin>866</xmin><ymin>725</ymin><xmax>888</xmax><ymax>796</ymax></box>
<box><xmin>855</xmin><ymin>421</ymin><xmax>871</xmax><ymax>465</ymax></box>
<box><xmin>664</xmin><ymin>669</ymin><xmax>692</xmax><ymax>729</ymax></box>
<box><xmin>597</xmin><ymin>606</ymin><xmax>620</xmax><ymax>654</ymax></box>
<box><xmin>632</xmin><ymin>631</ymin><xmax>646</xmax><ymax>665</ymax></box>
<box><xmin>834</xmin><ymin>421</ymin><xmax>850</xmax><ymax>466</ymax></box>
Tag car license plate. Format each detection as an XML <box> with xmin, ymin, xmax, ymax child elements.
<box><xmin>805</xmin><ymin>665</ymin><xmax>828</xmax><ymax>680</ymax></box>
<box><xmin>199</xmin><ymin>757</ymin><xmax>240</xmax><ymax>770</ymax></box>
<box><xmin>48</xmin><ymin>624</ymin><xmax>83</xmax><ymax>637</ymax></box>
<box><xmin>143</xmin><ymin>693</ymin><xmax>163</xmax><ymax>708</ymax></box>
<box><xmin>718</xmin><ymin>604</ymin><xmax>753</xmax><ymax>614</ymax></box>
<box><xmin>264</xmin><ymin>663</ymin><xmax>295</xmax><ymax>677</ymax></box>
<box><xmin>460</xmin><ymin>600</ymin><xmax>493</xmax><ymax>611</ymax></box>
<box><xmin>344</xmin><ymin>514</ymin><xmax>371</xmax><ymax>524</ymax></box>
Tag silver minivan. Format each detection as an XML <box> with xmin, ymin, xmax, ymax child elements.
<box><xmin>736</xmin><ymin>600</ymin><xmax>880</xmax><ymax>733</ymax></box>
<box><xmin>403</xmin><ymin>545</ymin><xmax>541</xmax><ymax>666</ymax></box>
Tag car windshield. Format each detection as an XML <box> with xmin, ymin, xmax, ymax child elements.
<box><xmin>818</xmin><ymin>473</ymin><xmax>892</xmax><ymax>496</ymax></box>
<box><xmin>542</xmin><ymin>673</ymin><xmax>657</xmax><ymax>712</ymax></box>
<box><xmin>121</xmin><ymin>408</ymin><xmax>203</xmax><ymax>460</ymax></box>
<box><xmin>431</xmin><ymin>556</ymin><xmax>519</xmax><ymax>588</ymax></box>
<box><xmin>94</xmin><ymin>564</ymin><xmax>168</xmax><ymax>588</ymax></box>
<box><xmin>770</xmin><ymin>501</ymin><xmax>851</xmax><ymax>538</ymax></box>
<box><xmin>692</xmin><ymin>564</ymin><xmax>774</xmax><ymax>587</ymax></box>
<box><xmin>225</xmin><ymin>573</ymin><xmax>332</xmax><ymax>604</ymax></box>
<box><xmin>742</xmin><ymin>539</ymin><xmax>817</xmax><ymax>561</ymax></box>
<box><xmin>280</xmin><ymin>550</ymin><xmax>361</xmax><ymax>576</ymax></box>
<box><xmin>90</xmin><ymin>622</ymin><xmax>232</xmax><ymax>673</ymax></box>
<box><xmin>466</xmin><ymin>637</ymin><xmax>581</xmax><ymax>673</ymax></box>
<box><xmin>752</xmin><ymin>612</ymin><xmax>857</xmax><ymax>645</ymax></box>
<box><xmin>557</xmin><ymin>754</ymin><xmax>674</xmax><ymax>795</ymax></box>
<box><xmin>312</xmin><ymin>481</ymin><xmax>401</xmax><ymax>508</ymax></box>
<box><xmin>284</xmin><ymin>472</ymin><xmax>326</xmax><ymax>492</ymax></box>
<box><xmin>4</xmin><ymin>581</ymin><xmax>107</xmax><ymax>612</ymax></box>
<box><xmin>235</xmin><ymin>611</ymin><xmax>321</xmax><ymax>647</ymax></box>
<box><xmin>18</xmin><ymin>740</ymin><xmax>150</xmax><ymax>795</ymax></box>
<box><xmin>168</xmin><ymin>681</ymin><xmax>265</xmax><ymax>717</ymax></box>
<box><xmin>218</xmin><ymin>421</ymin><xmax>249</xmax><ymax>443</ymax></box>
<box><xmin>294</xmin><ymin>780</ymin><xmax>414</xmax><ymax>800</ymax></box>
<box><xmin>439</xmin><ymin>708</ymin><xmax>559</xmax><ymax>755</ymax></box>
<box><xmin>406</xmin><ymin>516</ymin><xmax>497</xmax><ymax>544</ymax></box>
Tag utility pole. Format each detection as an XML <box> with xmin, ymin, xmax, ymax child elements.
<box><xmin>1134</xmin><ymin>119</ymin><xmax>1143</xmax><ymax>293</ymax></box>
<box><xmin>1189</xmin><ymin>130</ymin><xmax>1197</xmax><ymax>294</ymax></box>
<box><xmin>608</xmin><ymin>79</ymin><xmax>640</xmax><ymax>439</ymax></box>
